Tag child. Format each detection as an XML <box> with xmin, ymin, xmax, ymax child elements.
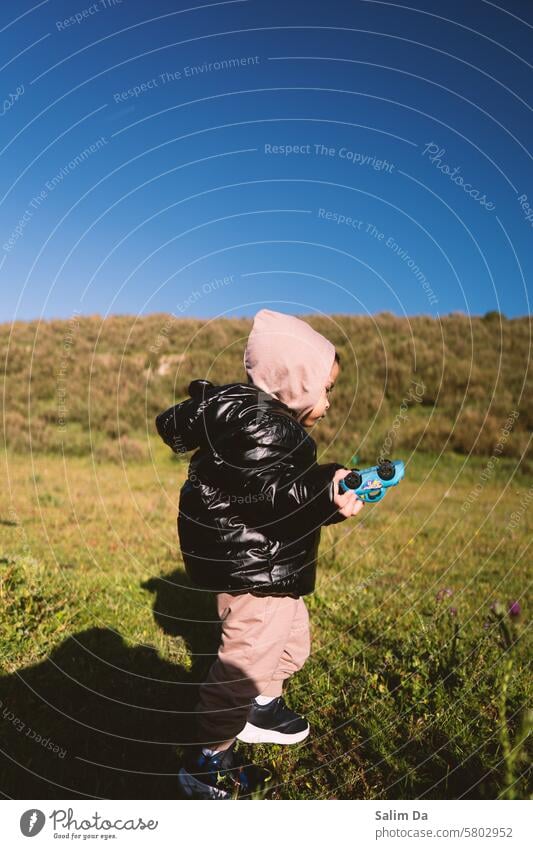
<box><xmin>156</xmin><ymin>308</ymin><xmax>364</xmax><ymax>799</ymax></box>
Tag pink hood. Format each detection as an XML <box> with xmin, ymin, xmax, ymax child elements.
<box><xmin>243</xmin><ymin>309</ymin><xmax>336</xmax><ymax>421</ymax></box>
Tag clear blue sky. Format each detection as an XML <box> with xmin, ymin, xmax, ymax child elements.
<box><xmin>1</xmin><ymin>0</ymin><xmax>531</xmax><ymax>322</ymax></box>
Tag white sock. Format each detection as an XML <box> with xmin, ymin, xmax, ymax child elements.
<box><xmin>255</xmin><ymin>694</ymin><xmax>276</xmax><ymax>705</ymax></box>
<box><xmin>201</xmin><ymin>747</ymin><xmax>218</xmax><ymax>757</ymax></box>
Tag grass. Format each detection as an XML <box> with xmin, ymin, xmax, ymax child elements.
<box><xmin>2</xmin><ymin>312</ymin><xmax>532</xmax><ymax>465</ymax></box>
<box><xmin>0</xmin><ymin>444</ymin><xmax>530</xmax><ymax>799</ymax></box>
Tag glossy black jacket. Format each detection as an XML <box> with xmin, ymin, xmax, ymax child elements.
<box><xmin>155</xmin><ymin>379</ymin><xmax>346</xmax><ymax>597</ymax></box>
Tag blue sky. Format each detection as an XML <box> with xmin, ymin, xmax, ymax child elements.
<box><xmin>1</xmin><ymin>0</ymin><xmax>531</xmax><ymax>321</ymax></box>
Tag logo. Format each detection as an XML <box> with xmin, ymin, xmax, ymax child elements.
<box><xmin>362</xmin><ymin>478</ymin><xmax>381</xmax><ymax>490</ymax></box>
<box><xmin>20</xmin><ymin>809</ymin><xmax>45</xmax><ymax>837</ymax></box>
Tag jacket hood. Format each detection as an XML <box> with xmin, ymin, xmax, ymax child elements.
<box><xmin>243</xmin><ymin>309</ymin><xmax>336</xmax><ymax>421</ymax></box>
<box><xmin>155</xmin><ymin>379</ymin><xmax>296</xmax><ymax>455</ymax></box>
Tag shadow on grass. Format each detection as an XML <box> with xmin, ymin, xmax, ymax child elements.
<box><xmin>0</xmin><ymin>567</ymin><xmax>510</xmax><ymax>800</ymax></box>
<box><xmin>0</xmin><ymin>569</ymin><xmax>220</xmax><ymax>799</ymax></box>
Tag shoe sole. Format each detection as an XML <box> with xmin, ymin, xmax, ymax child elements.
<box><xmin>236</xmin><ymin>722</ymin><xmax>310</xmax><ymax>745</ymax></box>
<box><xmin>178</xmin><ymin>768</ymin><xmax>231</xmax><ymax>800</ymax></box>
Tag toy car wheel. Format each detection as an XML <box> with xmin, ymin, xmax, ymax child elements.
<box><xmin>377</xmin><ymin>459</ymin><xmax>395</xmax><ymax>481</ymax></box>
<box><xmin>344</xmin><ymin>470</ymin><xmax>362</xmax><ymax>490</ymax></box>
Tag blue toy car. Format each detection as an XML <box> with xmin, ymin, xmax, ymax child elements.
<box><xmin>338</xmin><ymin>459</ymin><xmax>405</xmax><ymax>503</ymax></box>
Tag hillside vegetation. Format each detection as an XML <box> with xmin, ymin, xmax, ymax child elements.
<box><xmin>2</xmin><ymin>311</ymin><xmax>530</xmax><ymax>468</ymax></box>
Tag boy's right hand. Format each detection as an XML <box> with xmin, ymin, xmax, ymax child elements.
<box><xmin>332</xmin><ymin>469</ymin><xmax>365</xmax><ymax>517</ymax></box>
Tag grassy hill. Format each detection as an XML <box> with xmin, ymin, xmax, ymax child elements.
<box><xmin>1</xmin><ymin>311</ymin><xmax>531</xmax><ymax>469</ymax></box>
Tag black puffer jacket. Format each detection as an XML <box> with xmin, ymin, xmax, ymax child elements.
<box><xmin>155</xmin><ymin>379</ymin><xmax>347</xmax><ymax>597</ymax></box>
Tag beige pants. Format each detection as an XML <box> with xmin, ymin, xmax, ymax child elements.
<box><xmin>195</xmin><ymin>592</ymin><xmax>311</xmax><ymax>748</ymax></box>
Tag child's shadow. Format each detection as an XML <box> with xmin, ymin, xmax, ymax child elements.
<box><xmin>0</xmin><ymin>569</ymin><xmax>220</xmax><ymax>799</ymax></box>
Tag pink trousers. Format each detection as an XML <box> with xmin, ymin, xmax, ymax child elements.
<box><xmin>195</xmin><ymin>592</ymin><xmax>311</xmax><ymax>747</ymax></box>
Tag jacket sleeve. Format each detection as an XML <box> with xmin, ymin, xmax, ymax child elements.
<box><xmin>323</xmin><ymin>506</ymin><xmax>350</xmax><ymax>526</ymax></box>
<box><xmin>208</xmin><ymin>418</ymin><xmax>347</xmax><ymax>536</ymax></box>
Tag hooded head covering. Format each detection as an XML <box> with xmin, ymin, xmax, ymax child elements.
<box><xmin>243</xmin><ymin>309</ymin><xmax>336</xmax><ymax>421</ymax></box>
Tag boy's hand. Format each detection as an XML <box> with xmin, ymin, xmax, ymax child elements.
<box><xmin>332</xmin><ymin>469</ymin><xmax>365</xmax><ymax>517</ymax></box>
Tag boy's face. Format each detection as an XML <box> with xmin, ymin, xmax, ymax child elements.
<box><xmin>300</xmin><ymin>359</ymin><xmax>339</xmax><ymax>427</ymax></box>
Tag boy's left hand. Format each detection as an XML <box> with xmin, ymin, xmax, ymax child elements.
<box><xmin>332</xmin><ymin>469</ymin><xmax>365</xmax><ymax>517</ymax></box>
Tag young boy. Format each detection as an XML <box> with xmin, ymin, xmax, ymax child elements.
<box><xmin>156</xmin><ymin>308</ymin><xmax>363</xmax><ymax>798</ymax></box>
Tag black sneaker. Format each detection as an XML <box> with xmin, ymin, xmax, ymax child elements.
<box><xmin>237</xmin><ymin>696</ymin><xmax>310</xmax><ymax>745</ymax></box>
<box><xmin>178</xmin><ymin>741</ymin><xmax>271</xmax><ymax>800</ymax></box>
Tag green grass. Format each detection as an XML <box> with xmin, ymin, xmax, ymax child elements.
<box><xmin>0</xmin><ymin>446</ymin><xmax>530</xmax><ymax>799</ymax></box>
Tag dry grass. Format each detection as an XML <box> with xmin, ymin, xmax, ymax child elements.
<box><xmin>1</xmin><ymin>312</ymin><xmax>531</xmax><ymax>468</ymax></box>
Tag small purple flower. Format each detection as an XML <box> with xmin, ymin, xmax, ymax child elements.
<box><xmin>508</xmin><ymin>601</ymin><xmax>521</xmax><ymax>618</ymax></box>
<box><xmin>449</xmin><ymin>607</ymin><xmax>458</xmax><ymax>617</ymax></box>
<box><xmin>436</xmin><ymin>588</ymin><xmax>453</xmax><ymax>602</ymax></box>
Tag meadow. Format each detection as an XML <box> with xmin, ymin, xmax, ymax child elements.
<box><xmin>0</xmin><ymin>312</ymin><xmax>531</xmax><ymax>799</ymax></box>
